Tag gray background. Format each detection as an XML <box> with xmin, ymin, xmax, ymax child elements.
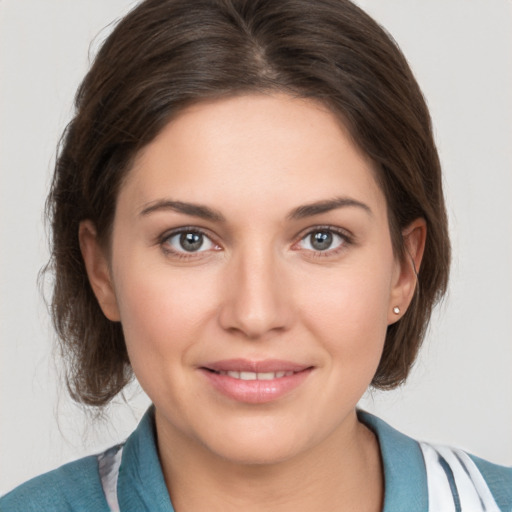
<box><xmin>1</xmin><ymin>0</ymin><xmax>511</xmax><ymax>494</ymax></box>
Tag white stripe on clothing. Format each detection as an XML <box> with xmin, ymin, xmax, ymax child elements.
<box><xmin>98</xmin><ymin>444</ymin><xmax>124</xmax><ymax>512</ymax></box>
<box><xmin>420</xmin><ymin>442</ymin><xmax>499</xmax><ymax>512</ymax></box>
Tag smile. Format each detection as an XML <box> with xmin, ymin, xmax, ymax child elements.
<box><xmin>200</xmin><ymin>359</ymin><xmax>313</xmax><ymax>404</ymax></box>
<box><xmin>212</xmin><ymin>370</ymin><xmax>296</xmax><ymax>380</ymax></box>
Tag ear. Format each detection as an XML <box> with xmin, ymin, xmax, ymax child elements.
<box><xmin>78</xmin><ymin>220</ymin><xmax>121</xmax><ymax>322</ymax></box>
<box><xmin>388</xmin><ymin>218</ymin><xmax>427</xmax><ymax>324</ymax></box>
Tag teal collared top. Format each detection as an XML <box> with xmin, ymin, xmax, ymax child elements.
<box><xmin>2</xmin><ymin>408</ymin><xmax>511</xmax><ymax>511</ymax></box>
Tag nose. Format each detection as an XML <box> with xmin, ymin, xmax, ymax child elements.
<box><xmin>218</xmin><ymin>246</ymin><xmax>294</xmax><ymax>340</ymax></box>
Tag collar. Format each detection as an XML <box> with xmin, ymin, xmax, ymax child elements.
<box><xmin>117</xmin><ymin>406</ymin><xmax>175</xmax><ymax>511</ymax></box>
<box><xmin>358</xmin><ymin>410</ymin><xmax>428</xmax><ymax>512</ymax></box>
<box><xmin>116</xmin><ymin>407</ymin><xmax>428</xmax><ymax>512</ymax></box>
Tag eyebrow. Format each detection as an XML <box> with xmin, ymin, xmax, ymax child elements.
<box><xmin>139</xmin><ymin>200</ymin><xmax>225</xmax><ymax>222</ymax></box>
<box><xmin>139</xmin><ymin>196</ymin><xmax>372</xmax><ymax>222</ymax></box>
<box><xmin>287</xmin><ymin>197</ymin><xmax>372</xmax><ymax>220</ymax></box>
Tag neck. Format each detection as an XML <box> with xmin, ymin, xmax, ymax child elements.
<box><xmin>155</xmin><ymin>410</ymin><xmax>384</xmax><ymax>512</ymax></box>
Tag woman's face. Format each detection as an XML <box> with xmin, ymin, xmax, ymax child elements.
<box><xmin>82</xmin><ymin>94</ymin><xmax>418</xmax><ymax>465</ymax></box>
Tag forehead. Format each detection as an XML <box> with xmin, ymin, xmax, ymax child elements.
<box><xmin>120</xmin><ymin>93</ymin><xmax>386</xmax><ymax>221</ymax></box>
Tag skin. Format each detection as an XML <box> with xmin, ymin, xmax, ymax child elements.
<box><xmin>80</xmin><ymin>93</ymin><xmax>425</xmax><ymax>512</ymax></box>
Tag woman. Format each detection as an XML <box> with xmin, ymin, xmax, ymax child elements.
<box><xmin>1</xmin><ymin>0</ymin><xmax>510</xmax><ymax>510</ymax></box>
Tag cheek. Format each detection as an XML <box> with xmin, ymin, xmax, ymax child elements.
<box><xmin>112</xmin><ymin>259</ymin><xmax>218</xmax><ymax>365</ymax></box>
<box><xmin>111</xmin><ymin>263</ymin><xmax>222</xmax><ymax>418</ymax></box>
<box><xmin>298</xmin><ymin>257</ymin><xmax>394</xmax><ymax>363</ymax></box>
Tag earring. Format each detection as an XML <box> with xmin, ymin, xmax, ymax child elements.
<box><xmin>393</xmin><ymin>306</ymin><xmax>400</xmax><ymax>315</ymax></box>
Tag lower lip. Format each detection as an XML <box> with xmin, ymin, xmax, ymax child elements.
<box><xmin>200</xmin><ymin>368</ymin><xmax>313</xmax><ymax>404</ymax></box>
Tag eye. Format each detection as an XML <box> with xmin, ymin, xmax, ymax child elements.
<box><xmin>298</xmin><ymin>228</ymin><xmax>347</xmax><ymax>252</ymax></box>
<box><xmin>163</xmin><ymin>230</ymin><xmax>217</xmax><ymax>254</ymax></box>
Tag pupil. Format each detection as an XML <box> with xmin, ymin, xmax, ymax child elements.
<box><xmin>180</xmin><ymin>232</ymin><xmax>203</xmax><ymax>251</ymax></box>
<box><xmin>311</xmin><ymin>231</ymin><xmax>332</xmax><ymax>251</ymax></box>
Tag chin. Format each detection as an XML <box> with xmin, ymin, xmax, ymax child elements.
<box><xmin>212</xmin><ymin>437</ymin><xmax>302</xmax><ymax>467</ymax></box>
<box><xmin>195</xmin><ymin>418</ymin><xmax>308</xmax><ymax>466</ymax></box>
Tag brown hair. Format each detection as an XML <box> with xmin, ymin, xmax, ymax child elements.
<box><xmin>47</xmin><ymin>0</ymin><xmax>450</xmax><ymax>406</ymax></box>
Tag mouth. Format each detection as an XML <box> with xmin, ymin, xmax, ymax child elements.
<box><xmin>199</xmin><ymin>359</ymin><xmax>313</xmax><ymax>404</ymax></box>
<box><xmin>204</xmin><ymin>369</ymin><xmax>298</xmax><ymax>380</ymax></box>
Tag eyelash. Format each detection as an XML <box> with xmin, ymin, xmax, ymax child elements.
<box><xmin>158</xmin><ymin>227</ymin><xmax>220</xmax><ymax>260</ymax></box>
<box><xmin>157</xmin><ymin>225</ymin><xmax>353</xmax><ymax>260</ymax></box>
<box><xmin>294</xmin><ymin>226</ymin><xmax>353</xmax><ymax>258</ymax></box>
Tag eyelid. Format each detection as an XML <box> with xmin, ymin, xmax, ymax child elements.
<box><xmin>292</xmin><ymin>225</ymin><xmax>354</xmax><ymax>255</ymax></box>
<box><xmin>158</xmin><ymin>226</ymin><xmax>221</xmax><ymax>257</ymax></box>
<box><xmin>156</xmin><ymin>224</ymin><xmax>354</xmax><ymax>259</ymax></box>
<box><xmin>294</xmin><ymin>224</ymin><xmax>353</xmax><ymax>242</ymax></box>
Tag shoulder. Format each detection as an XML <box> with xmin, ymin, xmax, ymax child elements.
<box><xmin>0</xmin><ymin>408</ymin><xmax>162</xmax><ymax>512</ymax></box>
<box><xmin>358</xmin><ymin>410</ymin><xmax>512</xmax><ymax>512</ymax></box>
<box><xmin>0</xmin><ymin>455</ymin><xmax>110</xmax><ymax>512</ymax></box>
<box><xmin>468</xmin><ymin>452</ymin><xmax>512</xmax><ymax>509</ymax></box>
<box><xmin>419</xmin><ymin>441</ymin><xmax>512</xmax><ymax>511</ymax></box>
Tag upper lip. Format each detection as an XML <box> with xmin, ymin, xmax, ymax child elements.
<box><xmin>202</xmin><ymin>359</ymin><xmax>312</xmax><ymax>373</ymax></box>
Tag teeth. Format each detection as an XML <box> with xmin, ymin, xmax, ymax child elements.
<box><xmin>217</xmin><ymin>370</ymin><xmax>295</xmax><ymax>380</ymax></box>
